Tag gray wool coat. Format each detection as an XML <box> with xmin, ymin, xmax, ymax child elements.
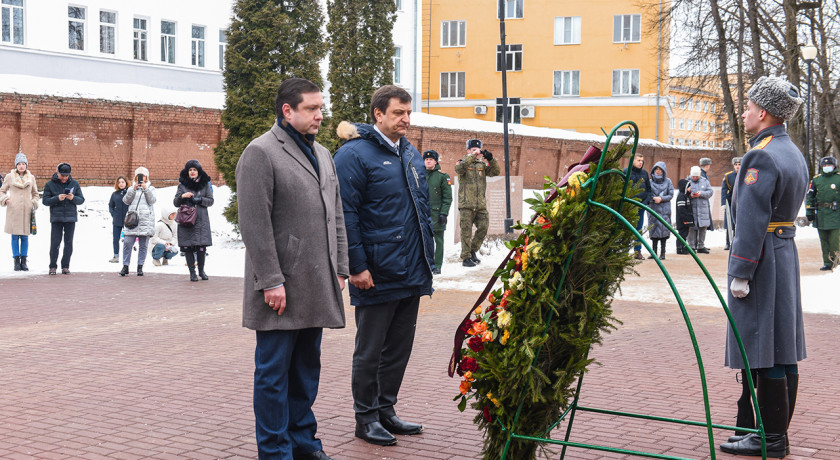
<box><xmin>725</xmin><ymin>125</ymin><xmax>808</xmax><ymax>369</ymax></box>
<box><xmin>236</xmin><ymin>124</ymin><xmax>349</xmax><ymax>331</ymax></box>
<box><xmin>686</xmin><ymin>175</ymin><xmax>713</xmax><ymax>228</ymax></box>
<box><xmin>648</xmin><ymin>161</ymin><xmax>674</xmax><ymax>239</ymax></box>
<box><xmin>174</xmin><ymin>182</ymin><xmax>214</xmax><ymax>247</ymax></box>
<box><xmin>122</xmin><ymin>185</ymin><xmax>157</xmax><ymax>236</ymax></box>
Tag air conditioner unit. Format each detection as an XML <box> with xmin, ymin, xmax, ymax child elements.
<box><xmin>474</xmin><ymin>105</ymin><xmax>487</xmax><ymax>115</ymax></box>
<box><xmin>520</xmin><ymin>105</ymin><xmax>536</xmax><ymax>118</ymax></box>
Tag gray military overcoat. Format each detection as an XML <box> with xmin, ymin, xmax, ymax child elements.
<box><xmin>236</xmin><ymin>124</ymin><xmax>349</xmax><ymax>331</ymax></box>
<box><xmin>725</xmin><ymin>125</ymin><xmax>808</xmax><ymax>369</ymax></box>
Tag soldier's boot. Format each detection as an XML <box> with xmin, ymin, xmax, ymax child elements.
<box><xmin>470</xmin><ymin>251</ymin><xmax>481</xmax><ymax>264</ymax></box>
<box><xmin>720</xmin><ymin>375</ymin><xmax>788</xmax><ymax>458</ymax></box>
<box><xmin>785</xmin><ymin>374</ymin><xmax>798</xmax><ymax>455</ymax></box>
<box><xmin>729</xmin><ymin>369</ymin><xmax>757</xmax><ymax>441</ymax></box>
<box><xmin>14</xmin><ymin>256</ymin><xmax>21</xmax><ymax>271</ymax></box>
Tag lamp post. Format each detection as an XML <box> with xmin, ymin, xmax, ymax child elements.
<box><xmin>498</xmin><ymin>0</ymin><xmax>513</xmax><ymax>234</ymax></box>
<box><xmin>802</xmin><ymin>41</ymin><xmax>817</xmax><ymax>171</ymax></box>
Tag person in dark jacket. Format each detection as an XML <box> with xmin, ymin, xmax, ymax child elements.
<box><xmin>624</xmin><ymin>153</ymin><xmax>651</xmax><ymax>259</ymax></box>
<box><xmin>674</xmin><ymin>179</ymin><xmax>693</xmax><ymax>254</ymax></box>
<box><xmin>174</xmin><ymin>159</ymin><xmax>214</xmax><ymax>281</ymax></box>
<box><xmin>647</xmin><ymin>161</ymin><xmax>673</xmax><ymax>259</ymax></box>
<box><xmin>108</xmin><ymin>176</ymin><xmax>129</xmax><ymax>263</ymax></box>
<box><xmin>721</xmin><ymin>157</ymin><xmax>741</xmax><ymax>251</ymax></box>
<box><xmin>423</xmin><ymin>149</ymin><xmax>452</xmax><ymax>275</ymax></box>
<box><xmin>720</xmin><ymin>76</ymin><xmax>808</xmax><ymax>459</ymax></box>
<box><xmin>42</xmin><ymin>163</ymin><xmax>85</xmax><ymax>275</ymax></box>
<box><xmin>334</xmin><ymin>85</ymin><xmax>435</xmax><ymax>447</ymax></box>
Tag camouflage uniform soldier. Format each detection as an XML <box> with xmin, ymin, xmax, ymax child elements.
<box><xmin>455</xmin><ymin>139</ymin><xmax>500</xmax><ymax>267</ymax></box>
<box><xmin>423</xmin><ymin>150</ymin><xmax>452</xmax><ymax>275</ymax></box>
<box><xmin>806</xmin><ymin>155</ymin><xmax>840</xmax><ymax>271</ymax></box>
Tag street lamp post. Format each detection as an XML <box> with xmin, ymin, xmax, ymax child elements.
<box><xmin>802</xmin><ymin>42</ymin><xmax>817</xmax><ymax>171</ymax></box>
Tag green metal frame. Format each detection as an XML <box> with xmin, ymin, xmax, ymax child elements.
<box><xmin>498</xmin><ymin>121</ymin><xmax>768</xmax><ymax>459</ymax></box>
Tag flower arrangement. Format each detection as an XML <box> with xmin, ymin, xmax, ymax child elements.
<box><xmin>453</xmin><ymin>140</ymin><xmax>641</xmax><ymax>459</ymax></box>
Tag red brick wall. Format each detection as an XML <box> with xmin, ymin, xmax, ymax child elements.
<box><xmin>1</xmin><ymin>93</ymin><xmax>224</xmax><ymax>186</ymax></box>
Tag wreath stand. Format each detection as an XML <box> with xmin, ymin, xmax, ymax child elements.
<box><xmin>498</xmin><ymin>121</ymin><xmax>769</xmax><ymax>460</ymax></box>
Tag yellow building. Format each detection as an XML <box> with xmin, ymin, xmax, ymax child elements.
<box><xmin>668</xmin><ymin>76</ymin><xmax>729</xmax><ymax>149</ymax></box>
<box><xmin>422</xmin><ymin>0</ymin><xmax>672</xmax><ymax>141</ymax></box>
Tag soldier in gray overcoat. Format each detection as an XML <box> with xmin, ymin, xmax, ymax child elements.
<box><xmin>720</xmin><ymin>76</ymin><xmax>808</xmax><ymax>459</ymax></box>
<box><xmin>235</xmin><ymin>78</ymin><xmax>349</xmax><ymax>460</ymax></box>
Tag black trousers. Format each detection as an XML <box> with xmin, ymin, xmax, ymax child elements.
<box><xmin>351</xmin><ymin>295</ymin><xmax>420</xmax><ymax>424</ymax></box>
<box><xmin>49</xmin><ymin>222</ymin><xmax>76</xmax><ymax>269</ymax></box>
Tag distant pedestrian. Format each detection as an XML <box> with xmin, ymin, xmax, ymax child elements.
<box><xmin>120</xmin><ymin>167</ymin><xmax>156</xmax><ymax>277</ymax></box>
<box><xmin>0</xmin><ymin>152</ymin><xmax>39</xmax><ymax>271</ymax></box>
<box><xmin>647</xmin><ymin>161</ymin><xmax>673</xmax><ymax>259</ymax></box>
<box><xmin>42</xmin><ymin>162</ymin><xmax>85</xmax><ymax>275</ymax></box>
<box><xmin>686</xmin><ymin>166</ymin><xmax>712</xmax><ymax>253</ymax></box>
<box><xmin>455</xmin><ymin>138</ymin><xmax>500</xmax><ymax>267</ymax></box>
<box><xmin>624</xmin><ymin>153</ymin><xmax>651</xmax><ymax>259</ymax></box>
<box><xmin>423</xmin><ymin>149</ymin><xmax>452</xmax><ymax>275</ymax></box>
<box><xmin>151</xmin><ymin>207</ymin><xmax>179</xmax><ymax>266</ymax></box>
<box><xmin>699</xmin><ymin>157</ymin><xmax>715</xmax><ymax>231</ymax></box>
<box><xmin>174</xmin><ymin>159</ymin><xmax>214</xmax><ymax>282</ymax></box>
<box><xmin>108</xmin><ymin>176</ymin><xmax>129</xmax><ymax>263</ymax></box>
<box><xmin>806</xmin><ymin>155</ymin><xmax>840</xmax><ymax>271</ymax></box>
<box><xmin>721</xmin><ymin>157</ymin><xmax>742</xmax><ymax>251</ymax></box>
<box><xmin>675</xmin><ymin>179</ymin><xmax>693</xmax><ymax>254</ymax></box>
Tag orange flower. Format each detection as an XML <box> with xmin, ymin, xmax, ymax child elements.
<box><xmin>460</xmin><ymin>380</ymin><xmax>472</xmax><ymax>395</ymax></box>
<box><xmin>536</xmin><ymin>215</ymin><xmax>551</xmax><ymax>229</ymax></box>
<box><xmin>473</xmin><ymin>322</ymin><xmax>488</xmax><ymax>334</ymax></box>
<box><xmin>463</xmin><ymin>371</ymin><xmax>474</xmax><ymax>381</ymax></box>
<box><xmin>488</xmin><ymin>293</ymin><xmax>497</xmax><ymax>304</ymax></box>
<box><xmin>481</xmin><ymin>330</ymin><xmax>493</xmax><ymax>342</ymax></box>
<box><xmin>474</xmin><ymin>306</ymin><xmax>483</xmax><ymax>315</ymax></box>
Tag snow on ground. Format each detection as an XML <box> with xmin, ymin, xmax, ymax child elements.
<box><xmin>2</xmin><ymin>185</ymin><xmax>837</xmax><ymax>315</ymax></box>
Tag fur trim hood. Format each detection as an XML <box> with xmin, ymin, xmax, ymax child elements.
<box><xmin>179</xmin><ymin>159</ymin><xmax>211</xmax><ymax>191</ymax></box>
<box><xmin>337</xmin><ymin>121</ymin><xmax>362</xmax><ymax>141</ymax></box>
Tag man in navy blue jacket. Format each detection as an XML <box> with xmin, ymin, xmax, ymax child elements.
<box><xmin>334</xmin><ymin>85</ymin><xmax>435</xmax><ymax>447</ymax></box>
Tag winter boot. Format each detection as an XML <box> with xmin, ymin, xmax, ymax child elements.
<box><xmin>152</xmin><ymin>258</ymin><xmax>162</xmax><ymax>266</ymax></box>
<box><xmin>119</xmin><ymin>265</ymin><xmax>129</xmax><ymax>276</ymax></box>
<box><xmin>785</xmin><ymin>373</ymin><xmax>799</xmax><ymax>455</ymax></box>
<box><xmin>730</xmin><ymin>369</ymin><xmax>757</xmax><ymax>440</ymax></box>
<box><xmin>137</xmin><ymin>265</ymin><xmax>144</xmax><ymax>276</ymax></box>
<box><xmin>470</xmin><ymin>251</ymin><xmax>481</xmax><ymax>264</ymax></box>
<box><xmin>162</xmin><ymin>258</ymin><xmax>169</xmax><ymax>266</ymax></box>
<box><xmin>634</xmin><ymin>250</ymin><xmax>644</xmax><ymax>260</ymax></box>
<box><xmin>108</xmin><ymin>255</ymin><xmax>119</xmax><ymax>263</ymax></box>
<box><xmin>659</xmin><ymin>242</ymin><xmax>666</xmax><ymax>260</ymax></box>
<box><xmin>197</xmin><ymin>251</ymin><xmax>208</xmax><ymax>280</ymax></box>
<box><xmin>462</xmin><ymin>258</ymin><xmax>477</xmax><ymax>267</ymax></box>
<box><xmin>647</xmin><ymin>240</ymin><xmax>658</xmax><ymax>259</ymax></box>
<box><xmin>720</xmin><ymin>375</ymin><xmax>788</xmax><ymax>458</ymax></box>
<box><xmin>20</xmin><ymin>256</ymin><xmax>29</xmax><ymax>271</ymax></box>
<box><xmin>185</xmin><ymin>250</ymin><xmax>198</xmax><ymax>281</ymax></box>
<box><xmin>189</xmin><ymin>267</ymin><xmax>198</xmax><ymax>282</ymax></box>
<box><xmin>14</xmin><ymin>256</ymin><xmax>21</xmax><ymax>271</ymax></box>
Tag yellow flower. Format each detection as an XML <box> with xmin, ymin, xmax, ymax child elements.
<box><xmin>464</xmin><ymin>371</ymin><xmax>474</xmax><ymax>381</ymax></box>
<box><xmin>460</xmin><ymin>380</ymin><xmax>472</xmax><ymax>395</ymax></box>
<box><xmin>568</xmin><ymin>171</ymin><xmax>588</xmax><ymax>196</ymax></box>
<box><xmin>511</xmin><ymin>271</ymin><xmax>525</xmax><ymax>290</ymax></box>
<box><xmin>500</xmin><ymin>329</ymin><xmax>510</xmax><ymax>345</ymax></box>
<box><xmin>551</xmin><ymin>198</ymin><xmax>561</xmax><ymax>217</ymax></box>
<box><xmin>497</xmin><ymin>310</ymin><xmax>512</xmax><ymax>328</ymax></box>
<box><xmin>486</xmin><ymin>392</ymin><xmax>502</xmax><ymax>408</ymax></box>
<box><xmin>527</xmin><ymin>241</ymin><xmax>541</xmax><ymax>259</ymax></box>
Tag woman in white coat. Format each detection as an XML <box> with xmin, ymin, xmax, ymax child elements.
<box><xmin>0</xmin><ymin>153</ymin><xmax>39</xmax><ymax>271</ymax></box>
<box><xmin>120</xmin><ymin>167</ymin><xmax>156</xmax><ymax>276</ymax></box>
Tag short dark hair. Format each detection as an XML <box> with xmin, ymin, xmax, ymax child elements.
<box><xmin>275</xmin><ymin>78</ymin><xmax>321</xmax><ymax>120</ymax></box>
<box><xmin>370</xmin><ymin>85</ymin><xmax>412</xmax><ymax>121</ymax></box>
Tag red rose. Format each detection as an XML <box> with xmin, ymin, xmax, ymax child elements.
<box><xmin>460</xmin><ymin>357</ymin><xmax>479</xmax><ymax>373</ymax></box>
<box><xmin>459</xmin><ymin>318</ymin><xmax>474</xmax><ymax>335</ymax></box>
<box><xmin>468</xmin><ymin>336</ymin><xmax>484</xmax><ymax>352</ymax></box>
<box><xmin>483</xmin><ymin>406</ymin><xmax>493</xmax><ymax>422</ymax></box>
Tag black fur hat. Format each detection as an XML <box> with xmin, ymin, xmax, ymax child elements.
<box><xmin>179</xmin><ymin>159</ymin><xmax>211</xmax><ymax>191</ymax></box>
<box><xmin>423</xmin><ymin>150</ymin><xmax>439</xmax><ymax>162</ymax></box>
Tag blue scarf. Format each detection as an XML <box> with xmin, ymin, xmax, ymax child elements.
<box><xmin>278</xmin><ymin>119</ymin><xmax>319</xmax><ymax>178</ymax></box>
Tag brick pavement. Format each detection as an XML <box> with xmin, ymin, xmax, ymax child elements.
<box><xmin>1</xmin><ymin>265</ymin><xmax>838</xmax><ymax>459</ymax></box>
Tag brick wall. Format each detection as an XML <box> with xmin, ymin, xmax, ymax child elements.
<box><xmin>0</xmin><ymin>93</ymin><xmax>224</xmax><ymax>187</ymax></box>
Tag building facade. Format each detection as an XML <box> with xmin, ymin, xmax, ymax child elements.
<box><xmin>668</xmin><ymin>76</ymin><xmax>729</xmax><ymax>149</ymax></box>
<box><xmin>422</xmin><ymin>0</ymin><xmax>673</xmax><ymax>141</ymax></box>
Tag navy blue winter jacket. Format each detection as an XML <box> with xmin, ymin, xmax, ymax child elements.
<box><xmin>109</xmin><ymin>188</ymin><xmax>129</xmax><ymax>227</ymax></box>
<box><xmin>334</xmin><ymin>123</ymin><xmax>435</xmax><ymax>306</ymax></box>
<box><xmin>42</xmin><ymin>173</ymin><xmax>85</xmax><ymax>223</ymax></box>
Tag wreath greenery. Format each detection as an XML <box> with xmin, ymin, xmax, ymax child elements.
<box><xmin>454</xmin><ymin>139</ymin><xmax>641</xmax><ymax>459</ymax></box>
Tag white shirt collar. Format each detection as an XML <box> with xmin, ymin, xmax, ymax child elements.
<box><xmin>374</xmin><ymin>124</ymin><xmax>400</xmax><ymax>153</ymax></box>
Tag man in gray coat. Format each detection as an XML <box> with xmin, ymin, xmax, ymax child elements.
<box><xmin>236</xmin><ymin>78</ymin><xmax>349</xmax><ymax>460</ymax></box>
<box><xmin>720</xmin><ymin>76</ymin><xmax>808</xmax><ymax>458</ymax></box>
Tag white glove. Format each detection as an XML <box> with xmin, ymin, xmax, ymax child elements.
<box><xmin>730</xmin><ymin>278</ymin><xmax>750</xmax><ymax>298</ymax></box>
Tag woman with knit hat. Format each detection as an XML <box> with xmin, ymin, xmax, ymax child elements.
<box><xmin>0</xmin><ymin>152</ymin><xmax>39</xmax><ymax>271</ymax></box>
<box><xmin>120</xmin><ymin>166</ymin><xmax>156</xmax><ymax>276</ymax></box>
<box><xmin>174</xmin><ymin>159</ymin><xmax>214</xmax><ymax>281</ymax></box>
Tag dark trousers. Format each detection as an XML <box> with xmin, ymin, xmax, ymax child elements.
<box><xmin>254</xmin><ymin>329</ymin><xmax>323</xmax><ymax>459</ymax></box>
<box><xmin>49</xmin><ymin>221</ymin><xmax>75</xmax><ymax>269</ymax></box>
<box><xmin>634</xmin><ymin>210</ymin><xmax>645</xmax><ymax>252</ymax></box>
<box><xmin>352</xmin><ymin>295</ymin><xmax>420</xmax><ymax>424</ymax></box>
<box><xmin>112</xmin><ymin>225</ymin><xmax>122</xmax><ymax>256</ymax></box>
<box><xmin>433</xmin><ymin>229</ymin><xmax>445</xmax><ymax>269</ymax></box>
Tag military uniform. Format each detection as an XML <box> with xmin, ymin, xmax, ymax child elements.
<box><xmin>721</xmin><ymin>168</ymin><xmax>738</xmax><ymax>249</ymax></box>
<box><xmin>455</xmin><ymin>152</ymin><xmax>501</xmax><ymax>262</ymax></box>
<box><xmin>426</xmin><ymin>162</ymin><xmax>453</xmax><ymax>270</ymax></box>
<box><xmin>806</xmin><ymin>164</ymin><xmax>840</xmax><ymax>269</ymax></box>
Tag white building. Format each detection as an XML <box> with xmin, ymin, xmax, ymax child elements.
<box><xmin>393</xmin><ymin>0</ymin><xmax>423</xmax><ymax>111</ymax></box>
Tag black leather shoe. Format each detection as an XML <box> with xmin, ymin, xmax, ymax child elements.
<box><xmin>381</xmin><ymin>415</ymin><xmax>423</xmax><ymax>435</ymax></box>
<box><xmin>697</xmin><ymin>248</ymin><xmax>710</xmax><ymax>254</ymax></box>
<box><xmin>119</xmin><ymin>265</ymin><xmax>129</xmax><ymax>276</ymax></box>
<box><xmin>820</xmin><ymin>265</ymin><xmax>832</xmax><ymax>271</ymax></box>
<box><xmin>727</xmin><ymin>433</ymin><xmax>751</xmax><ymax>443</ymax></box>
<box><xmin>724</xmin><ymin>244</ymin><xmax>730</xmax><ymax>250</ymax></box>
<box><xmin>432</xmin><ymin>268</ymin><xmax>441</xmax><ymax>275</ymax></box>
<box><xmin>462</xmin><ymin>258</ymin><xmax>477</xmax><ymax>267</ymax></box>
<box><xmin>355</xmin><ymin>421</ymin><xmax>397</xmax><ymax>446</ymax></box>
<box><xmin>720</xmin><ymin>433</ymin><xmax>786</xmax><ymax>458</ymax></box>
<box><xmin>293</xmin><ymin>449</ymin><xmax>334</xmax><ymax>460</ymax></box>
<box><xmin>470</xmin><ymin>251</ymin><xmax>481</xmax><ymax>264</ymax></box>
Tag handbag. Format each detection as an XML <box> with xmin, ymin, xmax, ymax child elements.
<box><xmin>175</xmin><ymin>204</ymin><xmax>197</xmax><ymax>227</ymax></box>
<box><xmin>123</xmin><ymin>190</ymin><xmax>143</xmax><ymax>229</ymax></box>
<box><xmin>30</xmin><ymin>211</ymin><xmax>37</xmax><ymax>235</ymax></box>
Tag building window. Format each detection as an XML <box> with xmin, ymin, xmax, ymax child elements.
<box><xmin>552</xmin><ymin>70</ymin><xmax>579</xmax><ymax>96</ymax></box>
<box><xmin>99</xmin><ymin>10</ymin><xmax>115</xmax><ymax>54</ymax></box>
<box><xmin>678</xmin><ymin>118</ymin><xmax>684</xmax><ymax>130</ymax></box>
<box><xmin>553</xmin><ymin>16</ymin><xmax>580</xmax><ymax>45</ymax></box>
<box><xmin>161</xmin><ymin>20</ymin><xmax>175</xmax><ymax>63</ymax></box>
<box><xmin>191</xmin><ymin>25</ymin><xmax>205</xmax><ymax>67</ymax></box>
<box><xmin>679</xmin><ymin>97</ymin><xmax>686</xmax><ymax>109</ymax></box>
<box><xmin>441</xmin><ymin>20</ymin><xmax>465</xmax><ymax>47</ymax></box>
<box><xmin>68</xmin><ymin>6</ymin><xmax>86</xmax><ymax>50</ymax></box>
<box><xmin>710</xmin><ymin>102</ymin><xmax>716</xmax><ymax>113</ymax></box>
<box><xmin>703</xmin><ymin>121</ymin><xmax>709</xmax><ymax>132</ymax></box>
<box><xmin>1</xmin><ymin>0</ymin><xmax>24</xmax><ymax>45</ymax></box>
<box><xmin>669</xmin><ymin>118</ymin><xmax>675</xmax><ymax>130</ymax></box>
<box><xmin>498</xmin><ymin>0</ymin><xmax>523</xmax><ymax>19</ymax></box>
<box><xmin>440</xmin><ymin>71</ymin><xmax>465</xmax><ymax>99</ymax></box>
<box><xmin>219</xmin><ymin>29</ymin><xmax>226</xmax><ymax>70</ymax></box>
<box><xmin>687</xmin><ymin>119</ymin><xmax>694</xmax><ymax>131</ymax></box>
<box><xmin>611</xmin><ymin>69</ymin><xmax>639</xmax><ymax>95</ymax></box>
<box><xmin>710</xmin><ymin>121</ymin><xmax>715</xmax><ymax>133</ymax></box>
<box><xmin>496</xmin><ymin>44</ymin><xmax>522</xmax><ymax>71</ymax></box>
<box><xmin>613</xmin><ymin>14</ymin><xmax>640</xmax><ymax>43</ymax></box>
<box><xmin>393</xmin><ymin>46</ymin><xmax>401</xmax><ymax>84</ymax></box>
<box><xmin>133</xmin><ymin>18</ymin><xmax>147</xmax><ymax>60</ymax></box>
<box><xmin>495</xmin><ymin>97</ymin><xmax>521</xmax><ymax>124</ymax></box>
<box><xmin>395</xmin><ymin>0</ymin><xmax>402</xmax><ymax>11</ymax></box>
<box><xmin>687</xmin><ymin>100</ymin><xmax>693</xmax><ymax>111</ymax></box>
<box><xmin>703</xmin><ymin>101</ymin><xmax>709</xmax><ymax>112</ymax></box>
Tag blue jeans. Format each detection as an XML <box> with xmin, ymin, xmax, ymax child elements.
<box><xmin>112</xmin><ymin>225</ymin><xmax>122</xmax><ymax>256</ymax></box>
<box><xmin>11</xmin><ymin>235</ymin><xmax>29</xmax><ymax>257</ymax></box>
<box><xmin>254</xmin><ymin>329</ymin><xmax>323</xmax><ymax>459</ymax></box>
<box><xmin>634</xmin><ymin>210</ymin><xmax>645</xmax><ymax>252</ymax></box>
<box><xmin>151</xmin><ymin>243</ymin><xmax>177</xmax><ymax>260</ymax></box>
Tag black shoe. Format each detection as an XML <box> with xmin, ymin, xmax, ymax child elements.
<box><xmin>14</xmin><ymin>256</ymin><xmax>21</xmax><ymax>271</ymax></box>
<box><xmin>49</xmin><ymin>267</ymin><xmax>57</xmax><ymax>275</ymax></box>
<box><xmin>724</xmin><ymin>244</ymin><xmax>731</xmax><ymax>250</ymax></box>
<box><xmin>697</xmin><ymin>248</ymin><xmax>710</xmax><ymax>254</ymax></box>
<box><xmin>293</xmin><ymin>449</ymin><xmax>334</xmax><ymax>460</ymax></box>
<box><xmin>380</xmin><ymin>415</ymin><xmax>423</xmax><ymax>435</ymax></box>
<box><xmin>137</xmin><ymin>265</ymin><xmax>143</xmax><ymax>276</ymax></box>
<box><xmin>20</xmin><ymin>256</ymin><xmax>28</xmax><ymax>271</ymax></box>
<box><xmin>462</xmin><ymin>258</ymin><xmax>477</xmax><ymax>267</ymax></box>
<box><xmin>647</xmin><ymin>254</ymin><xmax>656</xmax><ymax>259</ymax></box>
<box><xmin>198</xmin><ymin>270</ymin><xmax>208</xmax><ymax>280</ymax></box>
<box><xmin>355</xmin><ymin>421</ymin><xmax>397</xmax><ymax>446</ymax></box>
<box><xmin>432</xmin><ymin>268</ymin><xmax>441</xmax><ymax>275</ymax></box>
<box><xmin>659</xmin><ymin>253</ymin><xmax>666</xmax><ymax>260</ymax></box>
<box><xmin>119</xmin><ymin>265</ymin><xmax>129</xmax><ymax>276</ymax></box>
<box><xmin>820</xmin><ymin>265</ymin><xmax>832</xmax><ymax>271</ymax></box>
<box><xmin>189</xmin><ymin>270</ymin><xmax>198</xmax><ymax>282</ymax></box>
<box><xmin>470</xmin><ymin>251</ymin><xmax>481</xmax><ymax>264</ymax></box>
<box><xmin>62</xmin><ymin>268</ymin><xmax>71</xmax><ymax>275</ymax></box>
<box><xmin>720</xmin><ymin>433</ymin><xmax>787</xmax><ymax>458</ymax></box>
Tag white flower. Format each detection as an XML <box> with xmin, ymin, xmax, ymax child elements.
<box><xmin>511</xmin><ymin>271</ymin><xmax>525</xmax><ymax>290</ymax></box>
